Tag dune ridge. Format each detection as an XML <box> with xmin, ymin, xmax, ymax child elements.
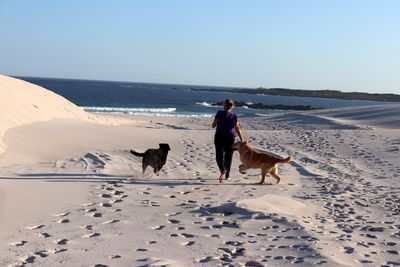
<box><xmin>0</xmin><ymin>75</ymin><xmax>102</xmax><ymax>155</ymax></box>
<box><xmin>310</xmin><ymin>104</ymin><xmax>400</xmax><ymax>128</ymax></box>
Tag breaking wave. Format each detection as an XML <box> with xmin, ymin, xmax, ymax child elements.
<box><xmin>196</xmin><ymin>101</ymin><xmax>215</xmax><ymax>107</ymax></box>
<box><xmin>82</xmin><ymin>106</ymin><xmax>176</xmax><ymax>114</ymax></box>
<box><xmin>81</xmin><ymin>106</ymin><xmax>212</xmax><ymax>117</ymax></box>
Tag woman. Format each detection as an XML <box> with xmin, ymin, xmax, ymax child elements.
<box><xmin>212</xmin><ymin>99</ymin><xmax>244</xmax><ymax>182</ymax></box>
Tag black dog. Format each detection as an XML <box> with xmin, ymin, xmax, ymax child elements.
<box><xmin>130</xmin><ymin>143</ymin><xmax>171</xmax><ymax>175</ymax></box>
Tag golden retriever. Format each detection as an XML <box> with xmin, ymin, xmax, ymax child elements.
<box><xmin>233</xmin><ymin>141</ymin><xmax>291</xmax><ymax>184</ymax></box>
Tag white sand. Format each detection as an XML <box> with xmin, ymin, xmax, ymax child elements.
<box><xmin>0</xmin><ymin>75</ymin><xmax>99</xmax><ymax>155</ymax></box>
<box><xmin>1</xmin><ymin>76</ymin><xmax>399</xmax><ymax>266</ymax></box>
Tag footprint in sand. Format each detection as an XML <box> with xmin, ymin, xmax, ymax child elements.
<box><xmin>110</xmin><ymin>208</ymin><xmax>121</xmax><ymax>212</ymax></box>
<box><xmin>244</xmin><ymin>261</ymin><xmax>264</xmax><ymax>267</ymax></box>
<box><xmin>167</xmin><ymin>219</ymin><xmax>181</xmax><ymax>224</ymax></box>
<box><xmin>47</xmin><ymin>248</ymin><xmax>67</xmax><ymax>254</ymax></box>
<box><xmin>277</xmin><ymin>245</ymin><xmax>290</xmax><ymax>249</ymax></box>
<box><xmin>54</xmin><ymin>238</ymin><xmax>68</xmax><ymax>245</ymax></box>
<box><xmin>151</xmin><ymin>225</ymin><xmax>165</xmax><ymax>230</ymax></box>
<box><xmin>81</xmin><ymin>224</ymin><xmax>93</xmax><ymax>230</ymax></box>
<box><xmin>111</xmin><ymin>190</ymin><xmax>124</xmax><ymax>196</ymax></box>
<box><xmin>82</xmin><ymin>202</ymin><xmax>96</xmax><ymax>207</ymax></box>
<box><xmin>224</xmin><ymin>241</ymin><xmax>244</xmax><ymax>246</ymax></box>
<box><xmin>85</xmin><ymin>207</ymin><xmax>97</xmax><ymax>213</ymax></box>
<box><xmin>358</xmin><ymin>259</ymin><xmax>374</xmax><ymax>264</ymax></box>
<box><xmin>108</xmin><ymin>255</ymin><xmax>121</xmax><ymax>259</ymax></box>
<box><xmin>196</xmin><ymin>256</ymin><xmax>214</xmax><ymax>263</ymax></box>
<box><xmin>82</xmin><ymin>233</ymin><xmax>101</xmax><ymax>238</ymax></box>
<box><xmin>10</xmin><ymin>240</ymin><xmax>27</xmax><ymax>247</ymax></box>
<box><xmin>53</xmin><ymin>212</ymin><xmax>71</xmax><ymax>217</ymax></box>
<box><xmin>102</xmin><ymin>219</ymin><xmax>119</xmax><ymax>224</ymax></box>
<box><xmin>292</xmin><ymin>257</ymin><xmax>305</xmax><ymax>264</ymax></box>
<box><xmin>57</xmin><ymin>218</ymin><xmax>70</xmax><ymax>223</ymax></box>
<box><xmin>34</xmin><ymin>250</ymin><xmax>49</xmax><ymax>258</ymax></box>
<box><xmin>26</xmin><ymin>224</ymin><xmax>45</xmax><ymax>230</ymax></box>
<box><xmin>180</xmin><ymin>233</ymin><xmax>195</xmax><ymax>238</ymax></box>
<box><xmin>344</xmin><ymin>246</ymin><xmax>354</xmax><ymax>254</ymax></box>
<box><xmin>90</xmin><ymin>212</ymin><xmax>102</xmax><ymax>218</ymax></box>
<box><xmin>383</xmin><ymin>241</ymin><xmax>397</xmax><ymax>246</ymax></box>
<box><xmin>284</xmin><ymin>256</ymin><xmax>297</xmax><ymax>261</ymax></box>
<box><xmin>19</xmin><ymin>254</ymin><xmax>36</xmax><ymax>264</ymax></box>
<box><xmin>181</xmin><ymin>241</ymin><xmax>195</xmax><ymax>246</ymax></box>
<box><xmin>164</xmin><ymin>212</ymin><xmax>181</xmax><ymax>217</ymax></box>
<box><xmin>38</xmin><ymin>232</ymin><xmax>51</xmax><ymax>238</ymax></box>
<box><xmin>149</xmin><ymin>202</ymin><xmax>159</xmax><ymax>207</ymax></box>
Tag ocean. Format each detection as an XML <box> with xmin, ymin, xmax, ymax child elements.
<box><xmin>19</xmin><ymin>77</ymin><xmax>384</xmax><ymax>117</ymax></box>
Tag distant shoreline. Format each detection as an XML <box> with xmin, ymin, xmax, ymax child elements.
<box><xmin>192</xmin><ymin>88</ymin><xmax>400</xmax><ymax>102</ymax></box>
<box><xmin>16</xmin><ymin>76</ymin><xmax>399</xmax><ymax>104</ymax></box>
<box><xmin>213</xmin><ymin>101</ymin><xmax>321</xmax><ymax>111</ymax></box>
<box><xmin>16</xmin><ymin>76</ymin><xmax>399</xmax><ymax>103</ymax></box>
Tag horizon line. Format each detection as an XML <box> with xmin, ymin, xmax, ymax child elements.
<box><xmin>10</xmin><ymin>74</ymin><xmax>395</xmax><ymax>96</ymax></box>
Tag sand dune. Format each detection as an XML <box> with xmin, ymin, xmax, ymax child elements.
<box><xmin>311</xmin><ymin>104</ymin><xmax>400</xmax><ymax>128</ymax></box>
<box><xmin>0</xmin><ymin>75</ymin><xmax>101</xmax><ymax>155</ymax></box>
<box><xmin>0</xmin><ymin>77</ymin><xmax>399</xmax><ymax>266</ymax></box>
<box><xmin>258</xmin><ymin>103</ymin><xmax>400</xmax><ymax>130</ymax></box>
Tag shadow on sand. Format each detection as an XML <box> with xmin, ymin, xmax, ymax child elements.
<box><xmin>0</xmin><ymin>173</ymin><xmax>265</xmax><ymax>187</ymax></box>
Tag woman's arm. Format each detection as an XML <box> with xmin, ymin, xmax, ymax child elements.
<box><xmin>234</xmin><ymin>122</ymin><xmax>244</xmax><ymax>141</ymax></box>
<box><xmin>212</xmin><ymin>118</ymin><xmax>218</xmax><ymax>128</ymax></box>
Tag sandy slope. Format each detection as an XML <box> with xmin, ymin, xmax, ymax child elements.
<box><xmin>0</xmin><ymin>75</ymin><xmax>102</xmax><ymax>155</ymax></box>
<box><xmin>0</xmin><ymin>77</ymin><xmax>399</xmax><ymax>266</ymax></box>
<box><xmin>310</xmin><ymin>104</ymin><xmax>400</xmax><ymax>129</ymax></box>
<box><xmin>0</xmin><ymin>75</ymin><xmax>132</xmax><ymax>156</ymax></box>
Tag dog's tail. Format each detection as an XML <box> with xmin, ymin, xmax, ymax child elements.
<box><xmin>278</xmin><ymin>156</ymin><xmax>291</xmax><ymax>163</ymax></box>
<box><xmin>130</xmin><ymin>149</ymin><xmax>145</xmax><ymax>157</ymax></box>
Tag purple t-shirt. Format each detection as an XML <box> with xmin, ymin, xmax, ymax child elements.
<box><xmin>215</xmin><ymin>110</ymin><xmax>238</xmax><ymax>135</ymax></box>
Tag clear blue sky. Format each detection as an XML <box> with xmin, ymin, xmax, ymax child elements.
<box><xmin>1</xmin><ymin>0</ymin><xmax>399</xmax><ymax>93</ymax></box>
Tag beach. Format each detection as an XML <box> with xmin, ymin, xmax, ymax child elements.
<box><xmin>1</xmin><ymin>76</ymin><xmax>400</xmax><ymax>267</ymax></box>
